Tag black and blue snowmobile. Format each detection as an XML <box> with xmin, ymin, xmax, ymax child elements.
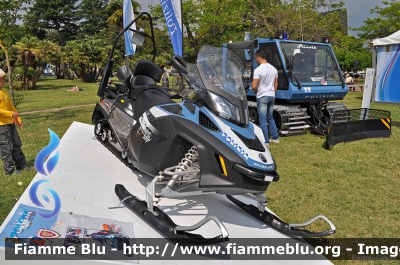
<box><xmin>92</xmin><ymin>12</ymin><xmax>336</xmax><ymax>244</ymax></box>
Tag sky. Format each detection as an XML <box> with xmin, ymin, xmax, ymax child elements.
<box><xmin>137</xmin><ymin>0</ymin><xmax>384</xmax><ymax>34</ymax></box>
<box><xmin>342</xmin><ymin>0</ymin><xmax>383</xmax><ymax>33</ymax></box>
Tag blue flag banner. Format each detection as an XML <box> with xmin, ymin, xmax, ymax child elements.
<box><xmin>123</xmin><ymin>0</ymin><xmax>136</xmax><ymax>56</ymax></box>
<box><xmin>244</xmin><ymin>32</ymin><xmax>251</xmax><ymax>60</ymax></box>
<box><xmin>160</xmin><ymin>0</ymin><xmax>183</xmax><ymax>56</ymax></box>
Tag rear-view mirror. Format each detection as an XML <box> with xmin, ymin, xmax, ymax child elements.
<box><xmin>132</xmin><ymin>31</ymin><xmax>145</xmax><ymax>46</ymax></box>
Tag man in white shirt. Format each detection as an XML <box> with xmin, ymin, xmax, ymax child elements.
<box><xmin>251</xmin><ymin>50</ymin><xmax>279</xmax><ymax>144</ymax></box>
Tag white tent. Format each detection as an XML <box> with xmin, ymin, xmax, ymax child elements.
<box><xmin>373</xmin><ymin>30</ymin><xmax>400</xmax><ymax>46</ymax></box>
<box><xmin>372</xmin><ymin>31</ymin><xmax>400</xmax><ymax>103</ymax></box>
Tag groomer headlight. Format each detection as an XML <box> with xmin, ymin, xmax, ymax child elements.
<box><xmin>275</xmin><ymin>30</ymin><xmax>284</xmax><ymax>39</ymax></box>
<box><xmin>209</xmin><ymin>92</ymin><xmax>240</xmax><ymax>123</ymax></box>
<box><xmin>322</xmin><ymin>37</ymin><xmax>330</xmax><ymax>43</ymax></box>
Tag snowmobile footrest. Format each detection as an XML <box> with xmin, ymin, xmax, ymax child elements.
<box><xmin>108</xmin><ymin>195</ymin><xmax>132</xmax><ymax>209</ymax></box>
<box><xmin>115</xmin><ymin>184</ymin><xmax>229</xmax><ymax>244</ymax></box>
<box><xmin>176</xmin><ymin>216</ymin><xmax>229</xmax><ymax>238</ymax></box>
<box><xmin>226</xmin><ymin>195</ymin><xmax>335</xmax><ymax>237</ymax></box>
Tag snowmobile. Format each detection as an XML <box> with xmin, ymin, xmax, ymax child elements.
<box><xmin>92</xmin><ymin>12</ymin><xmax>336</xmax><ymax>244</ymax></box>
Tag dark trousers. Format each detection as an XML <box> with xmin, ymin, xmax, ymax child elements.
<box><xmin>0</xmin><ymin>123</ymin><xmax>26</xmax><ymax>174</ymax></box>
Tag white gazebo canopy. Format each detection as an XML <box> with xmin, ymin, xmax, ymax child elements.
<box><xmin>373</xmin><ymin>30</ymin><xmax>400</xmax><ymax>46</ymax></box>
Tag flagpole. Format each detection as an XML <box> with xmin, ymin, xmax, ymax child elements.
<box><xmin>125</xmin><ymin>56</ymin><xmax>129</xmax><ymax>66</ymax></box>
<box><xmin>181</xmin><ymin>0</ymin><xmax>184</xmax><ymax>58</ymax></box>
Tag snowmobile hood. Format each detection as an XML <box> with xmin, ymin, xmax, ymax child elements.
<box><xmin>149</xmin><ymin>103</ymin><xmax>276</xmax><ymax>173</ymax></box>
<box><xmin>199</xmin><ymin>107</ymin><xmax>276</xmax><ymax>172</ymax></box>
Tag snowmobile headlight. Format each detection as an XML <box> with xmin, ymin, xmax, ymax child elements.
<box><xmin>209</xmin><ymin>92</ymin><xmax>240</xmax><ymax>123</ymax></box>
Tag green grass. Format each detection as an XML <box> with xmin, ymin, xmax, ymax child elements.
<box><xmin>1</xmin><ymin>77</ymin><xmax>400</xmax><ymax>251</ymax></box>
<box><xmin>0</xmin><ymin>105</ymin><xmax>93</xmax><ymax>222</ymax></box>
<box><xmin>15</xmin><ymin>76</ymin><xmax>101</xmax><ymax>112</ymax></box>
<box><xmin>267</xmin><ymin>94</ymin><xmax>400</xmax><ymax>239</ymax></box>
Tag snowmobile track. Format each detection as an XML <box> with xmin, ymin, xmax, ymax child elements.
<box><xmin>95</xmin><ymin>136</ymin><xmax>136</xmax><ymax>170</ymax></box>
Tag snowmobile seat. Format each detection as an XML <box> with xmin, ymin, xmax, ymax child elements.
<box><xmin>129</xmin><ymin>84</ymin><xmax>175</xmax><ymax>118</ymax></box>
<box><xmin>117</xmin><ymin>65</ymin><xmax>134</xmax><ymax>89</ymax></box>
<box><xmin>130</xmin><ymin>60</ymin><xmax>163</xmax><ymax>87</ymax></box>
<box><xmin>122</xmin><ymin>60</ymin><xmax>175</xmax><ymax>118</ymax></box>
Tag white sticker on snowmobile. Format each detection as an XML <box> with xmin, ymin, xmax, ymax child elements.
<box><xmin>222</xmin><ymin>132</ymin><xmax>249</xmax><ymax>160</ymax></box>
<box><xmin>253</xmin><ymin>162</ymin><xmax>274</xmax><ymax>170</ymax></box>
<box><xmin>137</xmin><ymin>112</ymin><xmax>161</xmax><ymax>143</ymax></box>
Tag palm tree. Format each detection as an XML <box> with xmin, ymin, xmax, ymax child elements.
<box><xmin>106</xmin><ymin>0</ymin><xmax>141</xmax><ymax>31</ymax></box>
<box><xmin>40</xmin><ymin>40</ymin><xmax>62</xmax><ymax>78</ymax></box>
<box><xmin>14</xmin><ymin>35</ymin><xmax>41</xmax><ymax>90</ymax></box>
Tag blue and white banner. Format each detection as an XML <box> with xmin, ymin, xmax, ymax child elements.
<box><xmin>160</xmin><ymin>0</ymin><xmax>183</xmax><ymax>56</ymax></box>
<box><xmin>375</xmin><ymin>44</ymin><xmax>400</xmax><ymax>103</ymax></box>
<box><xmin>123</xmin><ymin>0</ymin><xmax>136</xmax><ymax>56</ymax></box>
<box><xmin>244</xmin><ymin>32</ymin><xmax>251</xmax><ymax>60</ymax></box>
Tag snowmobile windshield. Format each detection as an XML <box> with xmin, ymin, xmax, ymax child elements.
<box><xmin>181</xmin><ymin>46</ymin><xmax>249</xmax><ymax>126</ymax></box>
<box><xmin>280</xmin><ymin>42</ymin><xmax>343</xmax><ymax>86</ymax></box>
<box><xmin>197</xmin><ymin>46</ymin><xmax>247</xmax><ymax>99</ymax></box>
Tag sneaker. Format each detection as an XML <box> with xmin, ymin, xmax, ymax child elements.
<box><xmin>265</xmin><ymin>142</ymin><xmax>270</xmax><ymax>147</ymax></box>
<box><xmin>19</xmin><ymin>167</ymin><xmax>31</xmax><ymax>171</ymax></box>
<box><xmin>270</xmin><ymin>138</ymin><xmax>280</xmax><ymax>144</ymax></box>
<box><xmin>6</xmin><ymin>171</ymin><xmax>22</xmax><ymax>176</ymax></box>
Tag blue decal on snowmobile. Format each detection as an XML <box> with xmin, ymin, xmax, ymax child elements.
<box><xmin>222</xmin><ymin>132</ymin><xmax>249</xmax><ymax>160</ymax></box>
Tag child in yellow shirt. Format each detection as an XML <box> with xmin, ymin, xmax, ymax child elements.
<box><xmin>0</xmin><ymin>69</ymin><xmax>29</xmax><ymax>175</ymax></box>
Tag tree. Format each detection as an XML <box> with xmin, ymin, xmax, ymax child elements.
<box><xmin>26</xmin><ymin>0</ymin><xmax>80</xmax><ymax>45</ymax></box>
<box><xmin>14</xmin><ymin>35</ymin><xmax>41</xmax><ymax>90</ymax></box>
<box><xmin>132</xmin><ymin>27</ymin><xmax>174</xmax><ymax>67</ymax></box>
<box><xmin>356</xmin><ymin>0</ymin><xmax>400</xmax><ymax>40</ymax></box>
<box><xmin>247</xmin><ymin>0</ymin><xmax>346</xmax><ymax>42</ymax></box>
<box><xmin>63</xmin><ymin>38</ymin><xmax>111</xmax><ymax>82</ymax></box>
<box><xmin>38</xmin><ymin>40</ymin><xmax>62</xmax><ymax>77</ymax></box>
<box><xmin>333</xmin><ymin>35</ymin><xmax>372</xmax><ymax>71</ymax></box>
<box><xmin>0</xmin><ymin>0</ymin><xmax>28</xmax><ymax>103</ymax></box>
<box><xmin>106</xmin><ymin>0</ymin><xmax>141</xmax><ymax>31</ymax></box>
<box><xmin>151</xmin><ymin>0</ymin><xmax>347</xmax><ymax>62</ymax></box>
<box><xmin>79</xmin><ymin>0</ymin><xmax>109</xmax><ymax>37</ymax></box>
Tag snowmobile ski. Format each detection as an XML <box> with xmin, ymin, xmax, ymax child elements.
<box><xmin>226</xmin><ymin>195</ymin><xmax>336</xmax><ymax>238</ymax></box>
<box><xmin>115</xmin><ymin>184</ymin><xmax>229</xmax><ymax>245</ymax></box>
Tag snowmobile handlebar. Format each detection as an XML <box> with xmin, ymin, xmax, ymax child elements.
<box><xmin>170</xmin><ymin>55</ymin><xmax>188</xmax><ymax>75</ymax></box>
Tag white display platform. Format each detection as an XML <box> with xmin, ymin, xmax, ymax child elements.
<box><xmin>0</xmin><ymin>122</ymin><xmax>331</xmax><ymax>265</ymax></box>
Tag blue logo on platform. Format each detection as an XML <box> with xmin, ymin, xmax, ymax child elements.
<box><xmin>34</xmin><ymin>129</ymin><xmax>60</xmax><ymax>176</ymax></box>
<box><xmin>29</xmin><ymin>179</ymin><xmax>61</xmax><ymax>219</ymax></box>
<box><xmin>29</xmin><ymin>129</ymin><xmax>61</xmax><ymax>219</ymax></box>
